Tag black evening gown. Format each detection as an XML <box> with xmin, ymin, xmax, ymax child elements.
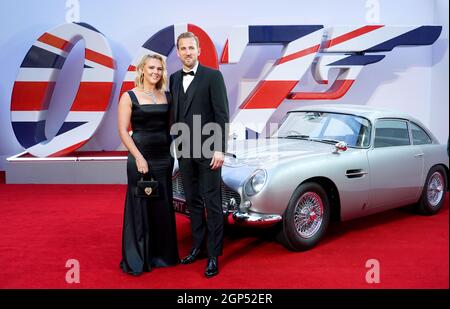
<box><xmin>120</xmin><ymin>90</ymin><xmax>179</xmax><ymax>275</ymax></box>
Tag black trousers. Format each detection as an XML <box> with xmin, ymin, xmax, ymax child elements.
<box><xmin>178</xmin><ymin>158</ymin><xmax>223</xmax><ymax>257</ymax></box>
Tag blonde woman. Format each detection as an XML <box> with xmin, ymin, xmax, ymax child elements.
<box><xmin>118</xmin><ymin>54</ymin><xmax>178</xmax><ymax>275</ymax></box>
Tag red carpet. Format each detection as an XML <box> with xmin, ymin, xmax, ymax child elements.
<box><xmin>0</xmin><ymin>184</ymin><xmax>448</xmax><ymax>289</ymax></box>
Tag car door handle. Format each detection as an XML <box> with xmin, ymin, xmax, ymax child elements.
<box><xmin>346</xmin><ymin>169</ymin><xmax>368</xmax><ymax>178</ymax></box>
<box><xmin>414</xmin><ymin>153</ymin><xmax>424</xmax><ymax>157</ymax></box>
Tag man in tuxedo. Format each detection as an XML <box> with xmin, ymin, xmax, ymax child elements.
<box><xmin>170</xmin><ymin>32</ymin><xmax>229</xmax><ymax>278</ymax></box>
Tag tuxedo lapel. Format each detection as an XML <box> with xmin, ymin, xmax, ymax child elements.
<box><xmin>172</xmin><ymin>70</ymin><xmax>182</xmax><ymax>122</ymax></box>
<box><xmin>183</xmin><ymin>64</ymin><xmax>205</xmax><ymax>117</ymax></box>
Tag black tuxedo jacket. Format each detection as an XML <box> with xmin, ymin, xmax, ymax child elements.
<box><xmin>169</xmin><ymin>64</ymin><xmax>229</xmax><ymax>156</ymax></box>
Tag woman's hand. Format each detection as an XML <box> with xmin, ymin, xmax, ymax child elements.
<box><xmin>135</xmin><ymin>156</ymin><xmax>149</xmax><ymax>174</ymax></box>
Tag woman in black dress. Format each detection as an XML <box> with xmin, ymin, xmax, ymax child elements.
<box><xmin>118</xmin><ymin>54</ymin><xmax>179</xmax><ymax>275</ymax></box>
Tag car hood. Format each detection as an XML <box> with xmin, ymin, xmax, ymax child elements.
<box><xmin>225</xmin><ymin>138</ymin><xmax>339</xmax><ymax>168</ymax></box>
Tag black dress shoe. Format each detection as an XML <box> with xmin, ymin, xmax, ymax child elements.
<box><xmin>204</xmin><ymin>257</ymin><xmax>219</xmax><ymax>278</ymax></box>
<box><xmin>180</xmin><ymin>248</ymin><xmax>205</xmax><ymax>264</ymax></box>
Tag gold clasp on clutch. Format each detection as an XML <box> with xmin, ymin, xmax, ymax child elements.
<box><xmin>144</xmin><ymin>187</ymin><xmax>153</xmax><ymax>195</ymax></box>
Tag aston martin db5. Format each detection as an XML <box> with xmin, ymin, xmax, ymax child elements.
<box><xmin>172</xmin><ymin>105</ymin><xmax>449</xmax><ymax>251</ymax></box>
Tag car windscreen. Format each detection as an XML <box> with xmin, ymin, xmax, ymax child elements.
<box><xmin>272</xmin><ymin>111</ymin><xmax>372</xmax><ymax>148</ymax></box>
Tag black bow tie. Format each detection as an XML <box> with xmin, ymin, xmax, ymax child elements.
<box><xmin>182</xmin><ymin>71</ymin><xmax>195</xmax><ymax>77</ymax></box>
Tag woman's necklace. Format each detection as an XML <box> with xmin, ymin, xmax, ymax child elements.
<box><xmin>143</xmin><ymin>88</ymin><xmax>158</xmax><ymax>104</ymax></box>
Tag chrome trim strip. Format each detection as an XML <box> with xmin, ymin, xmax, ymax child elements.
<box><xmin>345</xmin><ymin>171</ymin><xmax>368</xmax><ymax>177</ymax></box>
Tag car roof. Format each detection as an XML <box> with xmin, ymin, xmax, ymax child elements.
<box><xmin>289</xmin><ymin>104</ymin><xmax>438</xmax><ymax>142</ymax></box>
<box><xmin>291</xmin><ymin>104</ymin><xmax>417</xmax><ymax>122</ymax></box>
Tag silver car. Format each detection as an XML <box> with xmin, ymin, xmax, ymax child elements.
<box><xmin>172</xmin><ymin>104</ymin><xmax>449</xmax><ymax>251</ymax></box>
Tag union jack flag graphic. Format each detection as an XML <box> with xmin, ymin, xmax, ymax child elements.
<box><xmin>223</xmin><ymin>25</ymin><xmax>441</xmax><ymax>139</ymax></box>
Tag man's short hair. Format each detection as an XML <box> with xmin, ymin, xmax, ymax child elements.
<box><xmin>176</xmin><ymin>32</ymin><xmax>200</xmax><ymax>49</ymax></box>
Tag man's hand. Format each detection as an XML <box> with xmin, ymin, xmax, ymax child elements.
<box><xmin>210</xmin><ymin>151</ymin><xmax>225</xmax><ymax>170</ymax></box>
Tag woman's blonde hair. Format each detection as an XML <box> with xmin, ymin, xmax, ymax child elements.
<box><xmin>134</xmin><ymin>54</ymin><xmax>167</xmax><ymax>90</ymax></box>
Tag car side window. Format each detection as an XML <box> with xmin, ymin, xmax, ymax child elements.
<box><xmin>410</xmin><ymin>122</ymin><xmax>432</xmax><ymax>145</ymax></box>
<box><xmin>374</xmin><ymin>119</ymin><xmax>410</xmax><ymax>148</ymax></box>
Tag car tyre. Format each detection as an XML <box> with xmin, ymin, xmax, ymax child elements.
<box><xmin>278</xmin><ymin>182</ymin><xmax>330</xmax><ymax>251</ymax></box>
<box><xmin>416</xmin><ymin>165</ymin><xmax>447</xmax><ymax>215</ymax></box>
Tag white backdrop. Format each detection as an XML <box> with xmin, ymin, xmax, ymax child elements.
<box><xmin>0</xmin><ymin>0</ymin><xmax>448</xmax><ymax>169</ymax></box>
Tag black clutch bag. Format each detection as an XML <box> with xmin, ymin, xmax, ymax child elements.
<box><xmin>135</xmin><ymin>174</ymin><xmax>159</xmax><ymax>198</ymax></box>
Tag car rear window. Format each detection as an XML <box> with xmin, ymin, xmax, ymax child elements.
<box><xmin>374</xmin><ymin>119</ymin><xmax>410</xmax><ymax>148</ymax></box>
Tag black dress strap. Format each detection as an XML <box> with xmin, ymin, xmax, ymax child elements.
<box><xmin>164</xmin><ymin>91</ymin><xmax>174</xmax><ymax>130</ymax></box>
<box><xmin>127</xmin><ymin>90</ymin><xmax>139</xmax><ymax>105</ymax></box>
<box><xmin>164</xmin><ymin>91</ymin><xmax>172</xmax><ymax>105</ymax></box>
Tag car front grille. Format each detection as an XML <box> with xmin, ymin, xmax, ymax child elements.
<box><xmin>172</xmin><ymin>174</ymin><xmax>185</xmax><ymax>200</ymax></box>
<box><xmin>172</xmin><ymin>173</ymin><xmax>241</xmax><ymax>211</ymax></box>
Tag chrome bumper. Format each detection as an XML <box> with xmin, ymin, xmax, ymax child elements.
<box><xmin>231</xmin><ymin>211</ymin><xmax>282</xmax><ymax>227</ymax></box>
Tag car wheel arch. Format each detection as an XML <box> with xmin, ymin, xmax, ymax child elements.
<box><xmin>277</xmin><ymin>178</ymin><xmax>340</xmax><ymax>251</ymax></box>
<box><xmin>440</xmin><ymin>164</ymin><xmax>449</xmax><ymax>191</ymax></box>
<box><xmin>297</xmin><ymin>176</ymin><xmax>341</xmax><ymax>222</ymax></box>
<box><xmin>422</xmin><ymin>163</ymin><xmax>448</xmax><ymax>192</ymax></box>
<box><xmin>416</xmin><ymin>164</ymin><xmax>448</xmax><ymax>215</ymax></box>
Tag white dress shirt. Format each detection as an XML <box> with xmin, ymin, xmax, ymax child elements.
<box><xmin>182</xmin><ymin>62</ymin><xmax>198</xmax><ymax>92</ymax></box>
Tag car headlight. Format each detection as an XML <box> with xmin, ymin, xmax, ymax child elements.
<box><xmin>244</xmin><ymin>169</ymin><xmax>267</xmax><ymax>196</ymax></box>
